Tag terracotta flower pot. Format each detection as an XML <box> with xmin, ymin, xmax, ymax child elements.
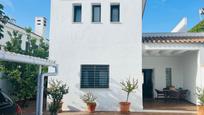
<box><xmin>197</xmin><ymin>105</ymin><xmax>204</xmax><ymax>115</ymax></box>
<box><xmin>120</xmin><ymin>102</ymin><xmax>131</xmax><ymax>113</ymax></box>
<box><xmin>87</xmin><ymin>103</ymin><xmax>96</xmax><ymax>113</ymax></box>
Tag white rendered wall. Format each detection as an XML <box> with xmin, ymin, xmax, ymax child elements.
<box><xmin>142</xmin><ymin>51</ymin><xmax>199</xmax><ymax>104</ymax></box>
<box><xmin>199</xmin><ymin>48</ymin><xmax>204</xmax><ymax>89</ymax></box>
<box><xmin>182</xmin><ymin>51</ymin><xmax>199</xmax><ymax>104</ymax></box>
<box><xmin>143</xmin><ymin>56</ymin><xmax>184</xmax><ymax>97</ymax></box>
<box><xmin>49</xmin><ymin>0</ymin><xmax>142</xmax><ymax>111</ymax></box>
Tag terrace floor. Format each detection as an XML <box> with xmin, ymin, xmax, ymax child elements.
<box><xmin>23</xmin><ymin>99</ymin><xmax>197</xmax><ymax>115</ymax></box>
<box><xmin>58</xmin><ymin>111</ymin><xmax>196</xmax><ymax>115</ymax></box>
<box><xmin>143</xmin><ymin>99</ymin><xmax>197</xmax><ymax>111</ymax></box>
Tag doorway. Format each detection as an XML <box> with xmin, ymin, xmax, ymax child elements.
<box><xmin>142</xmin><ymin>69</ymin><xmax>153</xmax><ymax>99</ymax></box>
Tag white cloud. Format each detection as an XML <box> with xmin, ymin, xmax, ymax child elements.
<box><xmin>0</xmin><ymin>0</ymin><xmax>14</xmax><ymax>10</ymax></box>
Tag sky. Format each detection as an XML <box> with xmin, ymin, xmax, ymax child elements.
<box><xmin>143</xmin><ymin>0</ymin><xmax>204</xmax><ymax>32</ymax></box>
<box><xmin>0</xmin><ymin>0</ymin><xmax>204</xmax><ymax>38</ymax></box>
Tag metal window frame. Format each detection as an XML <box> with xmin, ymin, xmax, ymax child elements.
<box><xmin>80</xmin><ymin>64</ymin><xmax>109</xmax><ymax>89</ymax></box>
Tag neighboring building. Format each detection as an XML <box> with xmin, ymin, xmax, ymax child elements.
<box><xmin>35</xmin><ymin>17</ymin><xmax>47</xmax><ymax>37</ymax></box>
<box><xmin>0</xmin><ymin>19</ymin><xmax>48</xmax><ymax>50</ymax></box>
<box><xmin>49</xmin><ymin>0</ymin><xmax>204</xmax><ymax>112</ymax></box>
<box><xmin>171</xmin><ymin>17</ymin><xmax>188</xmax><ymax>33</ymax></box>
<box><xmin>0</xmin><ymin>18</ymin><xmax>48</xmax><ymax>93</ymax></box>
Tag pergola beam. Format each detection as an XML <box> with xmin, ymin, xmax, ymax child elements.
<box><xmin>0</xmin><ymin>50</ymin><xmax>56</xmax><ymax>66</ymax></box>
<box><xmin>0</xmin><ymin>50</ymin><xmax>57</xmax><ymax>115</ymax></box>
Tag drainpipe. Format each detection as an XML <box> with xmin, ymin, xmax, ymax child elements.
<box><xmin>36</xmin><ymin>65</ymin><xmax>58</xmax><ymax>115</ymax></box>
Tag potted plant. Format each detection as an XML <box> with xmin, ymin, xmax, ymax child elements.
<box><xmin>47</xmin><ymin>79</ymin><xmax>69</xmax><ymax>115</ymax></box>
<box><xmin>196</xmin><ymin>87</ymin><xmax>204</xmax><ymax>115</ymax></box>
<box><xmin>80</xmin><ymin>92</ymin><xmax>97</xmax><ymax>113</ymax></box>
<box><xmin>120</xmin><ymin>77</ymin><xmax>138</xmax><ymax>113</ymax></box>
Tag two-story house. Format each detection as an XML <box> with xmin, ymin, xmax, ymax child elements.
<box><xmin>49</xmin><ymin>0</ymin><xmax>204</xmax><ymax>112</ymax></box>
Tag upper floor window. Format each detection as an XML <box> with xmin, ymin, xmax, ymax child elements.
<box><xmin>110</xmin><ymin>4</ymin><xmax>120</xmax><ymax>22</ymax></box>
<box><xmin>73</xmin><ymin>4</ymin><xmax>82</xmax><ymax>22</ymax></box>
<box><xmin>92</xmin><ymin>4</ymin><xmax>101</xmax><ymax>22</ymax></box>
<box><xmin>81</xmin><ymin>65</ymin><xmax>109</xmax><ymax>88</ymax></box>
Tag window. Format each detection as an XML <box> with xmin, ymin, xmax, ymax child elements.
<box><xmin>166</xmin><ymin>68</ymin><xmax>172</xmax><ymax>87</ymax></box>
<box><xmin>73</xmin><ymin>5</ymin><xmax>82</xmax><ymax>22</ymax></box>
<box><xmin>110</xmin><ymin>4</ymin><xmax>120</xmax><ymax>22</ymax></box>
<box><xmin>81</xmin><ymin>65</ymin><xmax>109</xmax><ymax>88</ymax></box>
<box><xmin>92</xmin><ymin>5</ymin><xmax>101</xmax><ymax>22</ymax></box>
<box><xmin>25</xmin><ymin>41</ymin><xmax>30</xmax><ymax>51</ymax></box>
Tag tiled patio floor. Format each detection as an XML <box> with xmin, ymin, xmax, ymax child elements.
<box><xmin>23</xmin><ymin>99</ymin><xmax>198</xmax><ymax>115</ymax></box>
<box><xmin>58</xmin><ymin>111</ymin><xmax>196</xmax><ymax>115</ymax></box>
<box><xmin>144</xmin><ymin>99</ymin><xmax>196</xmax><ymax>111</ymax></box>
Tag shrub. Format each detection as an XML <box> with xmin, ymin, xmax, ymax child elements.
<box><xmin>120</xmin><ymin>77</ymin><xmax>138</xmax><ymax>102</ymax></box>
<box><xmin>197</xmin><ymin>87</ymin><xmax>204</xmax><ymax>106</ymax></box>
<box><xmin>80</xmin><ymin>92</ymin><xmax>96</xmax><ymax>104</ymax></box>
<box><xmin>47</xmin><ymin>79</ymin><xmax>69</xmax><ymax>113</ymax></box>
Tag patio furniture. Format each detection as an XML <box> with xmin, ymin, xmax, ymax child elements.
<box><xmin>162</xmin><ymin>88</ymin><xmax>189</xmax><ymax>101</ymax></box>
<box><xmin>155</xmin><ymin>89</ymin><xmax>165</xmax><ymax>99</ymax></box>
<box><xmin>179</xmin><ymin>90</ymin><xmax>188</xmax><ymax>100</ymax></box>
<box><xmin>168</xmin><ymin>90</ymin><xmax>180</xmax><ymax>100</ymax></box>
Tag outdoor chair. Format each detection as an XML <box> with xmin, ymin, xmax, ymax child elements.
<box><xmin>155</xmin><ymin>89</ymin><xmax>165</xmax><ymax>99</ymax></box>
<box><xmin>168</xmin><ymin>90</ymin><xmax>180</xmax><ymax>101</ymax></box>
<box><xmin>179</xmin><ymin>90</ymin><xmax>188</xmax><ymax>100</ymax></box>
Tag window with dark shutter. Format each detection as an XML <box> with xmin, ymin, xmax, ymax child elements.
<box><xmin>110</xmin><ymin>4</ymin><xmax>120</xmax><ymax>22</ymax></box>
<box><xmin>92</xmin><ymin>5</ymin><xmax>101</xmax><ymax>22</ymax></box>
<box><xmin>81</xmin><ymin>65</ymin><xmax>109</xmax><ymax>88</ymax></box>
<box><xmin>73</xmin><ymin>5</ymin><xmax>82</xmax><ymax>22</ymax></box>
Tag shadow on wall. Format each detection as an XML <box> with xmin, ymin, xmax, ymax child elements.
<box><xmin>67</xmin><ymin>78</ymin><xmax>142</xmax><ymax>111</ymax></box>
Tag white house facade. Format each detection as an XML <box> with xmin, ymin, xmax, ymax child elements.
<box><xmin>49</xmin><ymin>0</ymin><xmax>143</xmax><ymax>111</ymax></box>
<box><xmin>49</xmin><ymin>0</ymin><xmax>204</xmax><ymax>112</ymax></box>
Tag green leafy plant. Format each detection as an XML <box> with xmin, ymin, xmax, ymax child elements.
<box><xmin>120</xmin><ymin>77</ymin><xmax>138</xmax><ymax>102</ymax></box>
<box><xmin>80</xmin><ymin>92</ymin><xmax>97</xmax><ymax>104</ymax></box>
<box><xmin>0</xmin><ymin>28</ymin><xmax>49</xmax><ymax>107</ymax></box>
<box><xmin>48</xmin><ymin>102</ymin><xmax>61</xmax><ymax>115</ymax></box>
<box><xmin>47</xmin><ymin>79</ymin><xmax>69</xmax><ymax>114</ymax></box>
<box><xmin>189</xmin><ymin>20</ymin><xmax>204</xmax><ymax>32</ymax></box>
<box><xmin>196</xmin><ymin>87</ymin><xmax>204</xmax><ymax>106</ymax></box>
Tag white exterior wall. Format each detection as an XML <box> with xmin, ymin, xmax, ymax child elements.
<box><xmin>200</xmin><ymin>48</ymin><xmax>204</xmax><ymax>88</ymax></box>
<box><xmin>49</xmin><ymin>0</ymin><xmax>142</xmax><ymax>111</ymax></box>
<box><xmin>182</xmin><ymin>51</ymin><xmax>199</xmax><ymax>104</ymax></box>
<box><xmin>143</xmin><ymin>56</ymin><xmax>184</xmax><ymax>97</ymax></box>
<box><xmin>143</xmin><ymin>50</ymin><xmax>200</xmax><ymax>104</ymax></box>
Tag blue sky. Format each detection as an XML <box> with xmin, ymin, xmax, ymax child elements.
<box><xmin>143</xmin><ymin>0</ymin><xmax>204</xmax><ymax>32</ymax></box>
<box><xmin>0</xmin><ymin>0</ymin><xmax>204</xmax><ymax>38</ymax></box>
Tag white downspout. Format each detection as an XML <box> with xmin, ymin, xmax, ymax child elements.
<box><xmin>36</xmin><ymin>65</ymin><xmax>58</xmax><ymax>115</ymax></box>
